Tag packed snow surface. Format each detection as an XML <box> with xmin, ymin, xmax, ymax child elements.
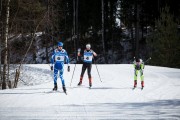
<box><xmin>0</xmin><ymin>64</ymin><xmax>180</xmax><ymax>120</ymax></box>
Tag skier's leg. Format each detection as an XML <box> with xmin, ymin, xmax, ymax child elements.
<box><xmin>87</xmin><ymin>64</ymin><xmax>92</xmax><ymax>87</ymax></box>
<box><xmin>78</xmin><ymin>64</ymin><xmax>86</xmax><ymax>85</ymax></box>
<box><xmin>59</xmin><ymin>69</ymin><xmax>65</xmax><ymax>86</ymax></box>
<box><xmin>140</xmin><ymin>69</ymin><xmax>144</xmax><ymax>87</ymax></box>
<box><xmin>59</xmin><ymin>69</ymin><xmax>66</xmax><ymax>92</ymax></box>
<box><xmin>134</xmin><ymin>69</ymin><xmax>138</xmax><ymax>87</ymax></box>
<box><xmin>53</xmin><ymin>68</ymin><xmax>58</xmax><ymax>90</ymax></box>
<box><xmin>80</xmin><ymin>64</ymin><xmax>87</xmax><ymax>78</ymax></box>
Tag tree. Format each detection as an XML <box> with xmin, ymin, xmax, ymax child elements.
<box><xmin>2</xmin><ymin>0</ymin><xmax>10</xmax><ymax>89</ymax></box>
<box><xmin>148</xmin><ymin>6</ymin><xmax>180</xmax><ymax>67</ymax></box>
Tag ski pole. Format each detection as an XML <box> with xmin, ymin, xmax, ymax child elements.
<box><xmin>70</xmin><ymin>63</ymin><xmax>76</xmax><ymax>86</ymax></box>
<box><xmin>144</xmin><ymin>57</ymin><xmax>151</xmax><ymax>63</ymax></box>
<box><xmin>95</xmin><ymin>63</ymin><xmax>102</xmax><ymax>82</ymax></box>
<box><xmin>70</xmin><ymin>48</ymin><xmax>81</xmax><ymax>86</ymax></box>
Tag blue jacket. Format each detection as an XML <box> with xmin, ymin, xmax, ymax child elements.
<box><xmin>51</xmin><ymin>48</ymin><xmax>69</xmax><ymax>70</ymax></box>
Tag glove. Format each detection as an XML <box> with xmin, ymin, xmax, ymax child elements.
<box><xmin>51</xmin><ymin>66</ymin><xmax>53</xmax><ymax>71</ymax></box>
<box><xmin>78</xmin><ymin>48</ymin><xmax>81</xmax><ymax>52</ymax></box>
<box><xmin>67</xmin><ymin>66</ymin><xmax>70</xmax><ymax>72</ymax></box>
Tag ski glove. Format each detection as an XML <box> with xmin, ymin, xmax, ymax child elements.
<box><xmin>78</xmin><ymin>48</ymin><xmax>81</xmax><ymax>52</ymax></box>
<box><xmin>51</xmin><ymin>66</ymin><xmax>53</xmax><ymax>71</ymax></box>
<box><xmin>67</xmin><ymin>66</ymin><xmax>70</xmax><ymax>72</ymax></box>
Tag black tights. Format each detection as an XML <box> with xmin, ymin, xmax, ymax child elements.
<box><xmin>80</xmin><ymin>63</ymin><xmax>92</xmax><ymax>78</ymax></box>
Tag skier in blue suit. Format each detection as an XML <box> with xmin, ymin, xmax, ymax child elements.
<box><xmin>50</xmin><ymin>42</ymin><xmax>70</xmax><ymax>93</ymax></box>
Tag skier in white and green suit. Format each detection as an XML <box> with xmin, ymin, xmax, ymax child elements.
<box><xmin>133</xmin><ymin>58</ymin><xmax>144</xmax><ymax>88</ymax></box>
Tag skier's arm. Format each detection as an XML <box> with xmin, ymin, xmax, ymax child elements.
<box><xmin>91</xmin><ymin>50</ymin><xmax>97</xmax><ymax>57</ymax></box>
<box><xmin>63</xmin><ymin>50</ymin><xmax>69</xmax><ymax>64</ymax></box>
<box><xmin>77</xmin><ymin>48</ymin><xmax>81</xmax><ymax>56</ymax></box>
<box><xmin>141</xmin><ymin>63</ymin><xmax>145</xmax><ymax>69</ymax></box>
<box><xmin>50</xmin><ymin>51</ymin><xmax>55</xmax><ymax>70</ymax></box>
<box><xmin>91</xmin><ymin>50</ymin><xmax>97</xmax><ymax>63</ymax></box>
<box><xmin>65</xmin><ymin>51</ymin><xmax>70</xmax><ymax>72</ymax></box>
<box><xmin>133</xmin><ymin>61</ymin><xmax>136</xmax><ymax>68</ymax></box>
<box><xmin>77</xmin><ymin>48</ymin><xmax>84</xmax><ymax>63</ymax></box>
<box><xmin>93</xmin><ymin>51</ymin><xmax>97</xmax><ymax>57</ymax></box>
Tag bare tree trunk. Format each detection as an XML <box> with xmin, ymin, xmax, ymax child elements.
<box><xmin>135</xmin><ymin>3</ymin><xmax>140</xmax><ymax>58</ymax></box>
<box><xmin>73</xmin><ymin>0</ymin><xmax>77</xmax><ymax>61</ymax></box>
<box><xmin>2</xmin><ymin>0</ymin><xmax>10</xmax><ymax>89</ymax></box>
<box><xmin>101</xmin><ymin>0</ymin><xmax>106</xmax><ymax>63</ymax></box>
<box><xmin>8</xmin><ymin>49</ymin><xmax>12</xmax><ymax>88</ymax></box>
<box><xmin>45</xmin><ymin>0</ymin><xmax>49</xmax><ymax>63</ymax></box>
<box><xmin>0</xmin><ymin>0</ymin><xmax>3</xmax><ymax>89</ymax></box>
<box><xmin>76</xmin><ymin>0</ymin><xmax>79</xmax><ymax>50</ymax></box>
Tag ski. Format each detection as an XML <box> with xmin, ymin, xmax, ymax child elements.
<box><xmin>75</xmin><ymin>85</ymin><xmax>85</xmax><ymax>88</ymax></box>
<box><xmin>63</xmin><ymin>89</ymin><xmax>67</xmax><ymax>95</ymax></box>
<box><xmin>75</xmin><ymin>85</ymin><xmax>92</xmax><ymax>89</ymax></box>
<box><xmin>132</xmin><ymin>87</ymin><xmax>144</xmax><ymax>90</ymax></box>
<box><xmin>132</xmin><ymin>87</ymin><xmax>136</xmax><ymax>90</ymax></box>
<box><xmin>64</xmin><ymin>91</ymin><xmax>67</xmax><ymax>95</ymax></box>
<box><xmin>44</xmin><ymin>90</ymin><xmax>61</xmax><ymax>93</ymax></box>
<box><xmin>45</xmin><ymin>88</ymin><xmax>67</xmax><ymax>95</ymax></box>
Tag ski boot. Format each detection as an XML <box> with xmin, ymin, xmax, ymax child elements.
<box><xmin>134</xmin><ymin>80</ymin><xmax>137</xmax><ymax>87</ymax></box>
<box><xmin>89</xmin><ymin>77</ymin><xmax>92</xmax><ymax>88</ymax></box>
<box><xmin>133</xmin><ymin>80</ymin><xmax>137</xmax><ymax>89</ymax></box>
<box><xmin>77</xmin><ymin>81</ymin><xmax>82</xmax><ymax>86</ymax></box>
<box><xmin>53</xmin><ymin>83</ymin><xmax>58</xmax><ymax>91</ymax></box>
<box><xmin>78</xmin><ymin>77</ymin><xmax>83</xmax><ymax>86</ymax></box>
<box><xmin>62</xmin><ymin>86</ymin><xmax>67</xmax><ymax>94</ymax></box>
<box><xmin>89</xmin><ymin>83</ymin><xmax>92</xmax><ymax>89</ymax></box>
<box><xmin>141</xmin><ymin>81</ymin><xmax>144</xmax><ymax>90</ymax></box>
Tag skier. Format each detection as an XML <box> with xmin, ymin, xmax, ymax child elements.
<box><xmin>133</xmin><ymin>58</ymin><xmax>144</xmax><ymax>89</ymax></box>
<box><xmin>50</xmin><ymin>42</ymin><xmax>70</xmax><ymax>93</ymax></box>
<box><xmin>77</xmin><ymin>44</ymin><xmax>97</xmax><ymax>88</ymax></box>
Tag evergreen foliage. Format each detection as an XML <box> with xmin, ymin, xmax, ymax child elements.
<box><xmin>148</xmin><ymin>6</ymin><xmax>180</xmax><ymax>68</ymax></box>
<box><xmin>1</xmin><ymin>0</ymin><xmax>180</xmax><ymax>66</ymax></box>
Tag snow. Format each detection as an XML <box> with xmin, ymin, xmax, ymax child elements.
<box><xmin>0</xmin><ymin>64</ymin><xmax>180</xmax><ymax>120</ymax></box>
<box><xmin>35</xmin><ymin>32</ymin><xmax>43</xmax><ymax>37</ymax></box>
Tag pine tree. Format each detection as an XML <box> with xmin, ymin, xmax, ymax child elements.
<box><xmin>149</xmin><ymin>6</ymin><xmax>180</xmax><ymax>67</ymax></box>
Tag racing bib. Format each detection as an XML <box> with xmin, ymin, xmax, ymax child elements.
<box><xmin>84</xmin><ymin>55</ymin><xmax>93</xmax><ymax>62</ymax></box>
<box><xmin>55</xmin><ymin>56</ymin><xmax>65</xmax><ymax>62</ymax></box>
